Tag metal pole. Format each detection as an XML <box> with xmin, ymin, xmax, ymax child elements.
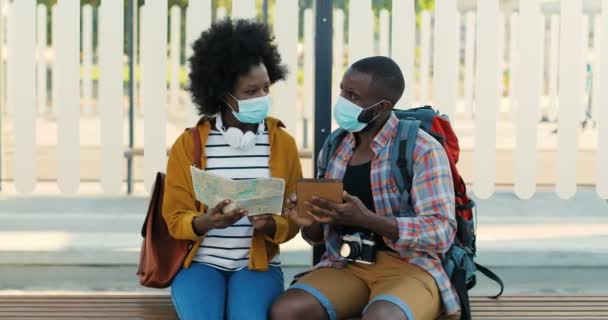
<box><xmin>127</xmin><ymin>0</ymin><xmax>135</xmax><ymax>194</ymax></box>
<box><xmin>133</xmin><ymin>0</ymin><xmax>139</xmax><ymax>118</ymax></box>
<box><xmin>0</xmin><ymin>0</ymin><xmax>6</xmax><ymax>192</ymax></box>
<box><xmin>312</xmin><ymin>0</ymin><xmax>332</xmax><ymax>265</ymax></box>
<box><xmin>262</xmin><ymin>0</ymin><xmax>268</xmax><ymax>24</ymax></box>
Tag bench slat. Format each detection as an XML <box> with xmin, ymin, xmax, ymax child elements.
<box><xmin>2</xmin><ymin>295</ymin><xmax>608</xmax><ymax>320</ymax></box>
<box><xmin>472</xmin><ymin>317</ymin><xmax>606</xmax><ymax>320</ymax></box>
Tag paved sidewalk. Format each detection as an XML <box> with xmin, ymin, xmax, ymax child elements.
<box><xmin>0</xmin><ymin>190</ymin><xmax>607</xmax><ymax>293</ymax></box>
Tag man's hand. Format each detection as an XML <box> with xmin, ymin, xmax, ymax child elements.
<box><xmin>306</xmin><ymin>191</ymin><xmax>371</xmax><ymax>226</ymax></box>
<box><xmin>249</xmin><ymin>214</ymin><xmax>276</xmax><ymax>238</ymax></box>
<box><xmin>283</xmin><ymin>193</ymin><xmax>316</xmax><ymax>227</ymax></box>
<box><xmin>195</xmin><ymin>199</ymin><xmax>247</xmax><ymax>234</ymax></box>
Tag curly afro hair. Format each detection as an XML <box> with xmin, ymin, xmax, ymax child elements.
<box><xmin>188</xmin><ymin>19</ymin><xmax>287</xmax><ymax>116</ymax></box>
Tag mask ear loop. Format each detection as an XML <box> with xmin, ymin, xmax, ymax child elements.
<box><xmin>360</xmin><ymin>99</ymin><xmax>387</xmax><ymax>124</ymax></box>
<box><xmin>223</xmin><ymin>93</ymin><xmax>240</xmax><ymax>114</ymax></box>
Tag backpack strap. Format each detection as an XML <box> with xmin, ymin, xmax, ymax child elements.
<box><xmin>403</xmin><ymin>119</ymin><xmax>420</xmax><ymax>183</ymax></box>
<box><xmin>317</xmin><ymin>128</ymin><xmax>347</xmax><ymax>178</ymax></box>
<box><xmin>451</xmin><ymin>266</ymin><xmax>472</xmax><ymax>320</ymax></box>
<box><xmin>391</xmin><ymin>119</ymin><xmax>421</xmax><ymax>192</ymax></box>
<box><xmin>475</xmin><ymin>262</ymin><xmax>505</xmax><ymax>298</ymax></box>
<box><xmin>389</xmin><ymin>119</ymin><xmax>420</xmax><ymax>217</ymax></box>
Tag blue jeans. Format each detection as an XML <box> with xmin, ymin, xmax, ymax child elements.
<box><xmin>170</xmin><ymin>263</ymin><xmax>284</xmax><ymax>320</ymax></box>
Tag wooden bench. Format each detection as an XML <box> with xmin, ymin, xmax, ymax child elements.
<box><xmin>1</xmin><ymin>294</ymin><xmax>607</xmax><ymax>319</ymax></box>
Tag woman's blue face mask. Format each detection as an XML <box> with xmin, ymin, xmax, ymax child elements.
<box><xmin>227</xmin><ymin>93</ymin><xmax>270</xmax><ymax>124</ymax></box>
<box><xmin>333</xmin><ymin>96</ymin><xmax>385</xmax><ymax>132</ymax></box>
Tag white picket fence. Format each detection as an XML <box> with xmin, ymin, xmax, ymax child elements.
<box><xmin>0</xmin><ymin>0</ymin><xmax>607</xmax><ymax>200</ymax></box>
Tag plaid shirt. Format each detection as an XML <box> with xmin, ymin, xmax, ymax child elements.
<box><xmin>305</xmin><ymin>113</ymin><xmax>460</xmax><ymax>316</ymax></box>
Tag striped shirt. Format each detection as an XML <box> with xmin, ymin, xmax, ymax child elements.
<box><xmin>194</xmin><ymin>127</ymin><xmax>281</xmax><ymax>271</ymax></box>
<box><xmin>304</xmin><ymin>113</ymin><xmax>460</xmax><ymax>316</ymax></box>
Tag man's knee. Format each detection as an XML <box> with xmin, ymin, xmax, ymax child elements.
<box><xmin>362</xmin><ymin>301</ymin><xmax>408</xmax><ymax>320</ymax></box>
<box><xmin>270</xmin><ymin>289</ymin><xmax>328</xmax><ymax>320</ymax></box>
<box><xmin>269</xmin><ymin>293</ymin><xmax>302</xmax><ymax>320</ymax></box>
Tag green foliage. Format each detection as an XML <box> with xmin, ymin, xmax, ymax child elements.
<box><xmin>296</xmin><ymin>0</ymin><xmax>433</xmax><ymax>41</ymax></box>
<box><xmin>35</xmin><ymin>0</ymin><xmax>435</xmax><ymax>66</ymax></box>
<box><xmin>415</xmin><ymin>0</ymin><xmax>435</xmax><ymax>28</ymax></box>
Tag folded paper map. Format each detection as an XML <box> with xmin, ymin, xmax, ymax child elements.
<box><xmin>190</xmin><ymin>166</ymin><xmax>285</xmax><ymax>216</ymax></box>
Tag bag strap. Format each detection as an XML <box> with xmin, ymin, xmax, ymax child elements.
<box><xmin>451</xmin><ymin>266</ymin><xmax>472</xmax><ymax>320</ymax></box>
<box><xmin>317</xmin><ymin>129</ymin><xmax>347</xmax><ymax>178</ymax></box>
<box><xmin>388</xmin><ymin>119</ymin><xmax>420</xmax><ymax>218</ymax></box>
<box><xmin>190</xmin><ymin>126</ymin><xmax>203</xmax><ymax>169</ymax></box>
<box><xmin>392</xmin><ymin>119</ymin><xmax>420</xmax><ymax>193</ymax></box>
<box><xmin>475</xmin><ymin>263</ymin><xmax>505</xmax><ymax>298</ymax></box>
<box><xmin>402</xmin><ymin>119</ymin><xmax>420</xmax><ymax>186</ymax></box>
<box><xmin>141</xmin><ymin>172</ymin><xmax>165</xmax><ymax>238</ymax></box>
<box><xmin>190</xmin><ymin>126</ymin><xmax>203</xmax><ymax>211</ymax></box>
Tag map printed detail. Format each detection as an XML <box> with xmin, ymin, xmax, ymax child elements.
<box><xmin>190</xmin><ymin>166</ymin><xmax>285</xmax><ymax>216</ymax></box>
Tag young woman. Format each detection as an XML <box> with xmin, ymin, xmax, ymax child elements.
<box><xmin>162</xmin><ymin>19</ymin><xmax>302</xmax><ymax>320</ymax></box>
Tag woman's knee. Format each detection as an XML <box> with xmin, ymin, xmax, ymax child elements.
<box><xmin>270</xmin><ymin>289</ymin><xmax>328</xmax><ymax>320</ymax></box>
<box><xmin>170</xmin><ymin>265</ymin><xmax>227</xmax><ymax>319</ymax></box>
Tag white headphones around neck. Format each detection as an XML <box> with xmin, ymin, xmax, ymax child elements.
<box><xmin>215</xmin><ymin>113</ymin><xmax>265</xmax><ymax>151</ymax></box>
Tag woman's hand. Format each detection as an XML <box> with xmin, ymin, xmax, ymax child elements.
<box><xmin>249</xmin><ymin>214</ymin><xmax>276</xmax><ymax>238</ymax></box>
<box><xmin>194</xmin><ymin>199</ymin><xmax>247</xmax><ymax>235</ymax></box>
<box><xmin>284</xmin><ymin>193</ymin><xmax>324</xmax><ymax>243</ymax></box>
<box><xmin>283</xmin><ymin>193</ymin><xmax>316</xmax><ymax>227</ymax></box>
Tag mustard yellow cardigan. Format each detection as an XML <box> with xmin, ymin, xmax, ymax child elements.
<box><xmin>162</xmin><ymin>117</ymin><xmax>303</xmax><ymax>271</ymax></box>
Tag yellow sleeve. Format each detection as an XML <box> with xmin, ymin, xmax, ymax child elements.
<box><xmin>266</xmin><ymin>133</ymin><xmax>303</xmax><ymax>244</ymax></box>
<box><xmin>162</xmin><ymin>132</ymin><xmax>205</xmax><ymax>241</ymax></box>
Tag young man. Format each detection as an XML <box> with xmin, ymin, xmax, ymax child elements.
<box><xmin>271</xmin><ymin>56</ymin><xmax>459</xmax><ymax>320</ymax></box>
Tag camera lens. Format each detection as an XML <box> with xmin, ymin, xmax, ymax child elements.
<box><xmin>339</xmin><ymin>243</ymin><xmax>351</xmax><ymax>258</ymax></box>
<box><xmin>339</xmin><ymin>242</ymin><xmax>361</xmax><ymax>259</ymax></box>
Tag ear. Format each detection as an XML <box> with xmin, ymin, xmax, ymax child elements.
<box><xmin>378</xmin><ymin>100</ymin><xmax>394</xmax><ymax>112</ymax></box>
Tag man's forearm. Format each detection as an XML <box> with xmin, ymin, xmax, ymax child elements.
<box><xmin>360</xmin><ymin>212</ymin><xmax>399</xmax><ymax>242</ymax></box>
<box><xmin>302</xmin><ymin>222</ymin><xmax>324</xmax><ymax>243</ymax></box>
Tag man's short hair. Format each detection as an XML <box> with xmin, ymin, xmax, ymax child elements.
<box><xmin>350</xmin><ymin>56</ymin><xmax>405</xmax><ymax>105</ymax></box>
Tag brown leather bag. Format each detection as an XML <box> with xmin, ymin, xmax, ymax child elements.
<box><xmin>137</xmin><ymin>127</ymin><xmax>203</xmax><ymax>288</ymax></box>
